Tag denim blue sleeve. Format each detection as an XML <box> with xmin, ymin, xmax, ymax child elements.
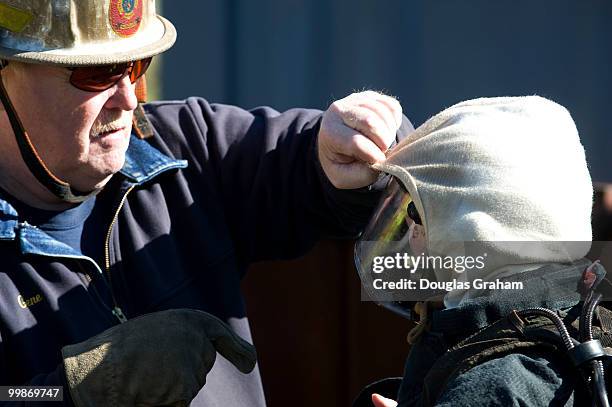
<box><xmin>435</xmin><ymin>353</ymin><xmax>574</xmax><ymax>407</ymax></box>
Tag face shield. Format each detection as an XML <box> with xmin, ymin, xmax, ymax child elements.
<box><xmin>354</xmin><ymin>177</ymin><xmax>434</xmax><ymax>320</ymax></box>
<box><xmin>355</xmin><ymin>176</ymin><xmax>592</xmax><ymax>320</ymax></box>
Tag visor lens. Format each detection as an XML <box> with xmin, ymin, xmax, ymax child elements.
<box><xmin>360</xmin><ymin>177</ymin><xmax>413</xmax><ymax>243</ymax></box>
<box><xmin>69</xmin><ymin>57</ymin><xmax>152</xmax><ymax>92</ymax></box>
<box><xmin>355</xmin><ymin>178</ymin><xmax>422</xmax><ymax>319</ymax></box>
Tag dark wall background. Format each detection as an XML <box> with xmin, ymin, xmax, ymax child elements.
<box><xmin>158</xmin><ymin>2</ymin><xmax>611</xmax><ymax>406</ymax></box>
<box><xmin>162</xmin><ymin>0</ymin><xmax>611</xmax><ymax>183</ymax></box>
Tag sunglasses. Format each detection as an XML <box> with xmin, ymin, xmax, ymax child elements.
<box><xmin>68</xmin><ymin>57</ymin><xmax>152</xmax><ymax>92</ymax></box>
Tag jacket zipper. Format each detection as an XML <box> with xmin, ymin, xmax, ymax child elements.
<box><xmin>75</xmin><ymin>262</ymin><xmax>117</xmax><ymax>325</ymax></box>
<box><xmin>104</xmin><ymin>185</ymin><xmax>136</xmax><ymax>324</ymax></box>
<box><xmin>17</xmin><ymin>221</ymin><xmax>120</xmax><ymax>324</ymax></box>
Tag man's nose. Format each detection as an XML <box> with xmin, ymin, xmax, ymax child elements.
<box><xmin>105</xmin><ymin>75</ymin><xmax>138</xmax><ymax>111</ymax></box>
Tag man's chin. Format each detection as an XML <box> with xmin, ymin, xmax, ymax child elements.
<box><xmin>67</xmin><ymin>160</ymin><xmax>125</xmax><ymax>193</ymax></box>
<box><xmin>91</xmin><ymin>173</ymin><xmax>116</xmax><ymax>191</ymax></box>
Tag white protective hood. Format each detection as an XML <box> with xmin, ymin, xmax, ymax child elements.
<box><xmin>372</xmin><ymin>96</ymin><xmax>593</xmax><ymax>291</ymax></box>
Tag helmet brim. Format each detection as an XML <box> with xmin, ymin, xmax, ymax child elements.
<box><xmin>0</xmin><ymin>15</ymin><xmax>176</xmax><ymax>66</ymax></box>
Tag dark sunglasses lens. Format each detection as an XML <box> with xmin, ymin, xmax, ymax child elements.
<box><xmin>69</xmin><ymin>58</ymin><xmax>153</xmax><ymax>91</ymax></box>
<box><xmin>129</xmin><ymin>57</ymin><xmax>152</xmax><ymax>83</ymax></box>
<box><xmin>70</xmin><ymin>63</ymin><xmax>128</xmax><ymax>91</ymax></box>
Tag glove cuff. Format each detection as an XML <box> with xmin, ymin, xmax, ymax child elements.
<box><xmin>62</xmin><ymin>341</ymin><xmax>114</xmax><ymax>407</ymax></box>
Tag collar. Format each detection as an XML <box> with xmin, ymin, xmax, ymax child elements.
<box><xmin>0</xmin><ymin>199</ymin><xmax>18</xmax><ymax>240</ymax></box>
<box><xmin>0</xmin><ymin>134</ymin><xmax>187</xmax><ymax>241</ymax></box>
<box><xmin>429</xmin><ymin>258</ymin><xmax>593</xmax><ymax>338</ymax></box>
<box><xmin>120</xmin><ymin>135</ymin><xmax>188</xmax><ymax>184</ymax></box>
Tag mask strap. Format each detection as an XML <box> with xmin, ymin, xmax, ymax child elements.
<box><xmin>0</xmin><ymin>72</ymin><xmax>98</xmax><ymax>203</ymax></box>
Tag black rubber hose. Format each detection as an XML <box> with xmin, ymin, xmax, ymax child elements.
<box><xmin>592</xmin><ymin>359</ymin><xmax>609</xmax><ymax>407</ymax></box>
<box><xmin>517</xmin><ymin>308</ymin><xmax>574</xmax><ymax>350</ymax></box>
<box><xmin>581</xmin><ymin>293</ymin><xmax>603</xmax><ymax>342</ymax></box>
<box><xmin>579</xmin><ymin>293</ymin><xmax>609</xmax><ymax>407</ymax></box>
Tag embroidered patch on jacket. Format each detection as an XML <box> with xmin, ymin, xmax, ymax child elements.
<box><xmin>109</xmin><ymin>0</ymin><xmax>142</xmax><ymax>38</ymax></box>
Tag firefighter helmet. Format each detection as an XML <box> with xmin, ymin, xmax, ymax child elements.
<box><xmin>0</xmin><ymin>0</ymin><xmax>175</xmax><ymax>66</ymax></box>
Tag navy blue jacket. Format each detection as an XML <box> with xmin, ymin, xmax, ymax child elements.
<box><xmin>0</xmin><ymin>98</ymin><xmax>410</xmax><ymax>406</ymax></box>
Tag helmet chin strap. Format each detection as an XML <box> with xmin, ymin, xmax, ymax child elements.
<box><xmin>0</xmin><ymin>73</ymin><xmax>99</xmax><ymax>204</ymax></box>
<box><xmin>132</xmin><ymin>75</ymin><xmax>154</xmax><ymax>139</ymax></box>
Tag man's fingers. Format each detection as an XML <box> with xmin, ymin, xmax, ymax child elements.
<box><xmin>359</xmin><ymin>90</ymin><xmax>403</xmax><ymax>131</ymax></box>
<box><xmin>345</xmin><ymin>132</ymin><xmax>387</xmax><ymax>164</ymax></box>
<box><xmin>323</xmin><ymin>120</ymin><xmax>387</xmax><ymax>165</ymax></box>
<box><xmin>355</xmin><ymin>101</ymin><xmax>397</xmax><ymax>147</ymax></box>
<box><xmin>354</xmin><ymin>93</ymin><xmax>398</xmax><ymax>136</ymax></box>
<box><xmin>371</xmin><ymin>393</ymin><xmax>398</xmax><ymax>407</ymax></box>
<box><xmin>339</xmin><ymin>105</ymin><xmax>392</xmax><ymax>152</ymax></box>
<box><xmin>373</xmin><ymin>92</ymin><xmax>403</xmax><ymax>131</ymax></box>
<box><xmin>332</xmin><ymin>91</ymin><xmax>401</xmax><ymax>154</ymax></box>
<box><xmin>195</xmin><ymin>311</ymin><xmax>258</xmax><ymax>374</ymax></box>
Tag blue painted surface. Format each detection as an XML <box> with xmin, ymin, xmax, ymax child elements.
<box><xmin>161</xmin><ymin>0</ymin><xmax>612</xmax><ymax>182</ymax></box>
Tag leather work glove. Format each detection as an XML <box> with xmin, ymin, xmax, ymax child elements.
<box><xmin>61</xmin><ymin>308</ymin><xmax>257</xmax><ymax>407</ymax></box>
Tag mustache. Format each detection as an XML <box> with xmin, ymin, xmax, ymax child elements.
<box><xmin>90</xmin><ymin>113</ymin><xmax>132</xmax><ymax>138</ymax></box>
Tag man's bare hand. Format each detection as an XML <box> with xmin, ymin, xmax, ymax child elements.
<box><xmin>318</xmin><ymin>91</ymin><xmax>402</xmax><ymax>189</ymax></box>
